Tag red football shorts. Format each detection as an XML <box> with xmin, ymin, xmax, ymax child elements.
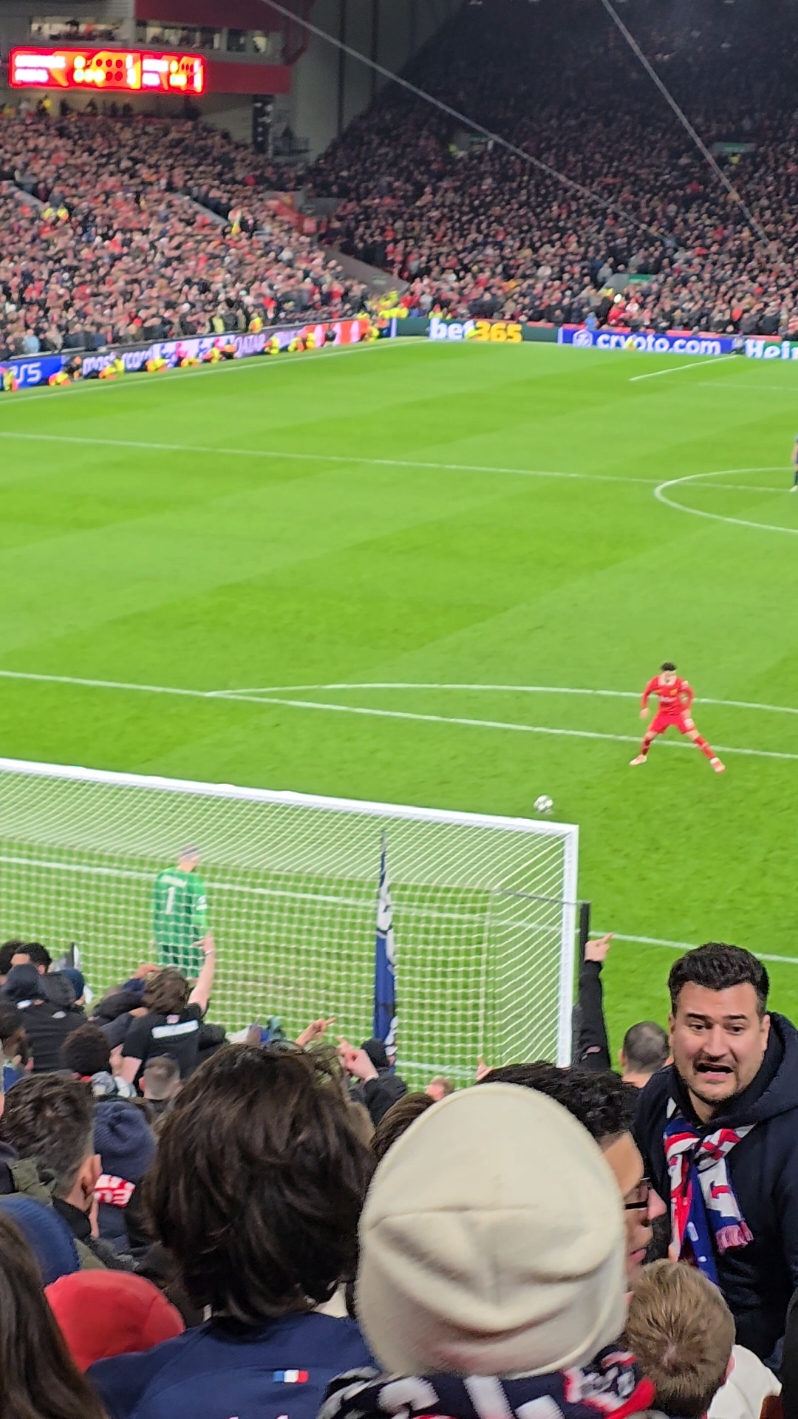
<box><xmin>650</xmin><ymin>709</ymin><xmax>695</xmax><ymax>736</ymax></box>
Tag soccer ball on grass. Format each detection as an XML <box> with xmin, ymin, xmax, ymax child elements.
<box><xmin>533</xmin><ymin>795</ymin><xmax>554</xmax><ymax>815</ymax></box>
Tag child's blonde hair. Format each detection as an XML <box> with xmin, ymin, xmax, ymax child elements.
<box><xmin>625</xmin><ymin>1260</ymin><xmax>735</xmax><ymax>1418</ymax></box>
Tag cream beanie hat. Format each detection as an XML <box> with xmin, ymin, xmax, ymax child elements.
<box><xmin>357</xmin><ymin>1082</ymin><xmax>626</xmax><ymax>1377</ymax></box>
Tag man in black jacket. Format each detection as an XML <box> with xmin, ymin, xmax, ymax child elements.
<box><xmin>338</xmin><ymin>1038</ymin><xmax>407</xmax><ymax>1126</ymax></box>
<box><xmin>635</xmin><ymin>941</ymin><xmax>798</xmax><ymax>1363</ymax></box>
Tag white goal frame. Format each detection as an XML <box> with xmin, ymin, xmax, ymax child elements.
<box><xmin>0</xmin><ymin>757</ymin><xmax>578</xmax><ymax>1078</ymax></box>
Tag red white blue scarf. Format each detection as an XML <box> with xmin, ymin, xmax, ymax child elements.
<box><xmin>664</xmin><ymin>1097</ymin><xmax>754</xmax><ymax>1284</ymax></box>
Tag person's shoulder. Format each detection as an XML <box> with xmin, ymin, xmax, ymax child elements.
<box><xmin>90</xmin><ymin>1330</ymin><xmax>198</xmax><ymax>1418</ymax></box>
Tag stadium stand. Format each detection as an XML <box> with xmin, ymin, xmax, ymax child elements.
<box><xmin>0</xmin><ymin>114</ymin><xmax>366</xmax><ymax>356</ymax></box>
<box><xmin>308</xmin><ymin>0</ymin><xmax>798</xmax><ymax>337</ymax></box>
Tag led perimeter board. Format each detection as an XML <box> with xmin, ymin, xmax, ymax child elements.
<box><xmin>9</xmin><ymin>47</ymin><xmax>205</xmax><ymax>94</ymax></box>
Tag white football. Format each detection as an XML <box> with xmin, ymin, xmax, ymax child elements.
<box><xmin>534</xmin><ymin>795</ymin><xmax>554</xmax><ymax>814</ymax></box>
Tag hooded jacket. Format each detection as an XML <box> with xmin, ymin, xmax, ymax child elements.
<box><xmin>634</xmin><ymin>1011</ymin><xmax>798</xmax><ymax>1360</ymax></box>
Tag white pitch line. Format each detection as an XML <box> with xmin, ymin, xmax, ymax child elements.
<box><xmin>599</xmin><ymin>930</ymin><xmax>798</xmax><ymax>967</ymax></box>
<box><xmin>1</xmin><ymin>669</ymin><xmax>797</xmax><ymax>761</ymax></box>
<box><xmin>630</xmin><ymin>355</ymin><xmax>738</xmax><ymax>382</ymax></box>
<box><xmin>0</xmin><ymin>430</ymin><xmax>786</xmax><ymax>496</ymax></box>
<box><xmin>216</xmin><ymin>682</ymin><xmax>798</xmax><ymax>718</ymax></box>
<box><xmin>656</xmin><ymin>467</ymin><xmax>798</xmax><ymax>536</ymax></box>
<box><xmin>0</xmin><ymin>430</ymin><xmax>655</xmax><ymax>487</ymax></box>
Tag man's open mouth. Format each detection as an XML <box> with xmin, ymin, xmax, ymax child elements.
<box><xmin>695</xmin><ymin>1062</ymin><xmax>734</xmax><ymax>1076</ymax></box>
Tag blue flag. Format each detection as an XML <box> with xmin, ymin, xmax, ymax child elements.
<box><xmin>373</xmin><ymin>832</ymin><xmax>397</xmax><ymax>1056</ymax></box>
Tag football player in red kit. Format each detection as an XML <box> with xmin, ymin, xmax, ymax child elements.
<box><xmin>630</xmin><ymin>662</ymin><xmax>725</xmax><ymax>773</ymax></box>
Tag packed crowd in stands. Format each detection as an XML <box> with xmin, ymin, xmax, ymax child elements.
<box><xmin>308</xmin><ymin>0</ymin><xmax>798</xmax><ymax>337</ymax></box>
<box><xmin>0</xmin><ymin>927</ymin><xmax>796</xmax><ymax>1419</ymax></box>
<box><xmin>0</xmin><ymin>113</ymin><xmax>366</xmax><ymax>357</ymax></box>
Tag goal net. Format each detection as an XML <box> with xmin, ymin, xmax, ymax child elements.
<box><xmin>0</xmin><ymin>758</ymin><xmax>578</xmax><ymax>1083</ymax></box>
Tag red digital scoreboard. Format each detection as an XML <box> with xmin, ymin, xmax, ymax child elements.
<box><xmin>9</xmin><ymin>47</ymin><xmax>205</xmax><ymax>94</ymax></box>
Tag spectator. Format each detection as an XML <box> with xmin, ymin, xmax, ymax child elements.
<box><xmin>574</xmin><ymin>934</ymin><xmax>614</xmax><ymax>1071</ymax></box>
<box><xmin>3</xmin><ymin>964</ymin><xmax>84</xmax><ymax>1072</ymax></box>
<box><xmin>0</xmin><ymin>1000</ymin><xmax>28</xmax><ymax>1090</ymax></box>
<box><xmin>322</xmin><ymin>1084</ymin><xmax>654</xmax><ymax>1419</ymax></box>
<box><xmin>93</xmin><ymin>1100</ymin><xmax>155</xmax><ymax>1257</ymax></box>
<box><xmin>0</xmin><ymin>1193</ymin><xmax>79</xmax><ymax>1284</ymax></box>
<box><xmin>140</xmin><ymin>1055</ymin><xmax>181</xmax><ymax>1120</ymax></box>
<box><xmin>61</xmin><ymin>968</ymin><xmax>87</xmax><ymax>1009</ymax></box>
<box><xmin>47</xmin><ymin>1271</ymin><xmax>184</xmax><ymax>1371</ymax></box>
<box><xmin>90</xmin><ymin>1045</ymin><xmax>374</xmax><ymax>1419</ymax></box>
<box><xmin>338</xmin><ymin>1036</ymin><xmax>408</xmax><ymax>1125</ymax></box>
<box><xmin>626</xmin><ymin>1260</ymin><xmax>780</xmax><ymax>1419</ymax></box>
<box><xmin>0</xmin><ymin>1209</ymin><xmax>107</xmax><ymax>1419</ymax></box>
<box><xmin>635</xmin><ymin>942</ymin><xmax>798</xmax><ymax>1361</ymax></box>
<box><xmin>482</xmin><ymin>1062</ymin><xmax>666</xmax><ymax>1281</ymax></box>
<box><xmin>119</xmin><ymin>949</ymin><xmax>215</xmax><ymax>1086</ymax></box>
<box><xmin>60</xmin><ymin>1024</ymin><xmax>136</xmax><ymax>1100</ymax></box>
<box><xmin>11</xmin><ymin>942</ymin><xmax>52</xmax><ymax>975</ymax></box>
<box><xmin>0</xmin><ymin>1073</ymin><xmax>125</xmax><ymax>1269</ymax></box>
<box><xmin>0</xmin><ymin>939</ymin><xmax>27</xmax><ymax>985</ymax></box>
<box><xmin>372</xmin><ymin>1091</ymin><xmax>435</xmax><ymax>1162</ymax></box>
<box><xmin>425</xmin><ymin>1076</ymin><xmax>454</xmax><ymax>1102</ymax></box>
<box><xmin>621</xmin><ymin>1022</ymin><xmax>670</xmax><ymax>1088</ymax></box>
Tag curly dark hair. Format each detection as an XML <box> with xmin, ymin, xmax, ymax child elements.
<box><xmin>145</xmin><ymin>1044</ymin><xmax>374</xmax><ymax>1323</ymax></box>
<box><xmin>0</xmin><ymin>1076</ymin><xmax>94</xmax><ymax>1198</ymax></box>
<box><xmin>59</xmin><ymin>1024</ymin><xmax>111</xmax><ymax>1078</ymax></box>
<box><xmin>480</xmin><ymin>1062</ymin><xmax>637</xmax><ymax>1142</ymax></box>
<box><xmin>669</xmin><ymin>943</ymin><xmax>769</xmax><ymax>1018</ymax></box>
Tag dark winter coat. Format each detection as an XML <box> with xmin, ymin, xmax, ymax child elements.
<box><xmin>635</xmin><ymin>1011</ymin><xmax>798</xmax><ymax>1361</ymax></box>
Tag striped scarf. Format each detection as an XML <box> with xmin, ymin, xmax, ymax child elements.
<box><xmin>664</xmin><ymin>1097</ymin><xmax>754</xmax><ymax>1285</ymax></box>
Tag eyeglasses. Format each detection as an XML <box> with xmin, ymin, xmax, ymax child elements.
<box><xmin>624</xmin><ymin>1178</ymin><xmax>651</xmax><ymax>1212</ymax></box>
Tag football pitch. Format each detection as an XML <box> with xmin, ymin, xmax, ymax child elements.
<box><xmin>1</xmin><ymin>337</ymin><xmax>798</xmax><ymax>1052</ymax></box>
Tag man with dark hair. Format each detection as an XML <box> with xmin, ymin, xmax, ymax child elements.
<box><xmin>621</xmin><ymin>1022</ymin><xmax>669</xmax><ymax>1088</ymax></box>
<box><xmin>11</xmin><ymin>942</ymin><xmax>53</xmax><ymax>974</ymax></box>
<box><xmin>0</xmin><ymin>940</ymin><xmax>27</xmax><ymax>985</ymax></box>
<box><xmin>2</xmin><ymin>964</ymin><xmax>84</xmax><ymax>1072</ymax></box>
<box><xmin>89</xmin><ymin>1044</ymin><xmax>374</xmax><ymax>1419</ymax></box>
<box><xmin>483</xmin><ymin>1063</ymin><xmax>666</xmax><ymax>1283</ymax></box>
<box><xmin>0</xmin><ymin>1073</ymin><xmax>125</xmax><ymax>1268</ymax></box>
<box><xmin>60</xmin><ymin>1025</ymin><xmax>136</xmax><ymax>1100</ymax></box>
<box><xmin>635</xmin><ymin>941</ymin><xmax>798</xmax><ymax>1361</ymax></box>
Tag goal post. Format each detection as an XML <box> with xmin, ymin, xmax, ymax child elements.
<box><xmin>0</xmin><ymin>757</ymin><xmax>578</xmax><ymax>1083</ymax></box>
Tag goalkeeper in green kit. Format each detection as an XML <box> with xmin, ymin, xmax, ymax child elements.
<box><xmin>152</xmin><ymin>846</ymin><xmax>212</xmax><ymax>977</ymax></box>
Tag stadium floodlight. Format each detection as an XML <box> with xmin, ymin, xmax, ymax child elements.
<box><xmin>0</xmin><ymin>757</ymin><xmax>578</xmax><ymax>1081</ymax></box>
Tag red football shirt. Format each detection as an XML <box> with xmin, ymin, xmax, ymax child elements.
<box><xmin>641</xmin><ymin>675</ymin><xmax>693</xmax><ymax>715</ymax></box>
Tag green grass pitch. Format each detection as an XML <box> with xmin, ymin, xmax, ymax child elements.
<box><xmin>1</xmin><ymin>337</ymin><xmax>797</xmax><ymax>1054</ymax></box>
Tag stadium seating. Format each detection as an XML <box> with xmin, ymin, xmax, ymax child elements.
<box><xmin>307</xmin><ymin>0</ymin><xmax>798</xmax><ymax>337</ymax></box>
<box><xmin>0</xmin><ymin>115</ymin><xmax>366</xmax><ymax>356</ymax></box>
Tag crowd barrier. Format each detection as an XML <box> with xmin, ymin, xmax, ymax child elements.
<box><xmin>0</xmin><ymin>317</ymin><xmax>381</xmax><ymax>390</ymax></box>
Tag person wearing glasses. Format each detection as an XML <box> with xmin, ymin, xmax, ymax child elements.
<box><xmin>478</xmin><ymin>1061</ymin><xmax>666</xmax><ymax>1283</ymax></box>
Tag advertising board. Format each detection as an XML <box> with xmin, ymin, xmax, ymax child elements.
<box><xmin>557</xmin><ymin>327</ymin><xmax>738</xmax><ymax>356</ymax></box>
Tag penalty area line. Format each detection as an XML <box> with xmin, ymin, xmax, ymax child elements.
<box><xmin>0</xmin><ymin>669</ymin><xmax>797</xmax><ymax>762</ymax></box>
